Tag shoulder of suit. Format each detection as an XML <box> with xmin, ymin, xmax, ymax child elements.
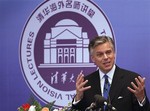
<box><xmin>116</xmin><ymin>66</ymin><xmax>140</xmax><ymax>77</ymax></box>
<box><xmin>85</xmin><ymin>70</ymin><xmax>99</xmax><ymax>80</ymax></box>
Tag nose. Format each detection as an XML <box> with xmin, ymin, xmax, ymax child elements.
<box><xmin>103</xmin><ymin>53</ymin><xmax>108</xmax><ymax>59</ymax></box>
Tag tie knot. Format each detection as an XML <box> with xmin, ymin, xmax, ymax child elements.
<box><xmin>104</xmin><ymin>74</ymin><xmax>108</xmax><ymax>79</ymax></box>
<box><xmin>103</xmin><ymin>75</ymin><xmax>109</xmax><ymax>84</ymax></box>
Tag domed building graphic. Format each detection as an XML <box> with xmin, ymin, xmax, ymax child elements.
<box><xmin>39</xmin><ymin>19</ymin><xmax>95</xmax><ymax>68</ymax></box>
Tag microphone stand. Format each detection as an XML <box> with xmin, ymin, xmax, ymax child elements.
<box><xmin>108</xmin><ymin>96</ymin><xmax>111</xmax><ymax>111</ymax></box>
<box><xmin>106</xmin><ymin>96</ymin><xmax>117</xmax><ymax>111</ymax></box>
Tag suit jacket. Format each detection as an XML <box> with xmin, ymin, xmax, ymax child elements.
<box><xmin>72</xmin><ymin>66</ymin><xmax>149</xmax><ymax>111</ymax></box>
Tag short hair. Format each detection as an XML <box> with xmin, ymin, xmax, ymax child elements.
<box><xmin>88</xmin><ymin>35</ymin><xmax>115</xmax><ymax>55</ymax></box>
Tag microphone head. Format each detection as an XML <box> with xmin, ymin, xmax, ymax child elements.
<box><xmin>94</xmin><ymin>94</ymin><xmax>106</xmax><ymax>108</ymax></box>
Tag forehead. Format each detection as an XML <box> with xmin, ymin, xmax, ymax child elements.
<box><xmin>94</xmin><ymin>42</ymin><xmax>113</xmax><ymax>51</ymax></box>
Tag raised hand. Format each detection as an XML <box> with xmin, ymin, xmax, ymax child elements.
<box><xmin>127</xmin><ymin>76</ymin><xmax>145</xmax><ymax>102</ymax></box>
<box><xmin>75</xmin><ymin>71</ymin><xmax>91</xmax><ymax>101</ymax></box>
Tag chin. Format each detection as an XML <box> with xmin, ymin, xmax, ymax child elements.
<box><xmin>104</xmin><ymin>67</ymin><xmax>112</xmax><ymax>72</ymax></box>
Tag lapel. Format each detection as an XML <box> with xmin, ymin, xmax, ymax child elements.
<box><xmin>89</xmin><ymin>70</ymin><xmax>102</xmax><ymax>95</ymax></box>
<box><xmin>109</xmin><ymin>66</ymin><xmax>125</xmax><ymax>102</ymax></box>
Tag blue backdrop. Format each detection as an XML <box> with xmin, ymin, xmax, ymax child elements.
<box><xmin>0</xmin><ymin>0</ymin><xmax>150</xmax><ymax>111</ymax></box>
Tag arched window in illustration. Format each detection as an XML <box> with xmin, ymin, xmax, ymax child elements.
<box><xmin>58</xmin><ymin>56</ymin><xmax>62</xmax><ymax>63</ymax></box>
<box><xmin>64</xmin><ymin>48</ymin><xmax>69</xmax><ymax>63</ymax></box>
<box><xmin>70</xmin><ymin>48</ymin><xmax>75</xmax><ymax>63</ymax></box>
<box><xmin>58</xmin><ymin>48</ymin><xmax>63</xmax><ymax>63</ymax></box>
<box><xmin>65</xmin><ymin>56</ymin><xmax>68</xmax><ymax>63</ymax></box>
<box><xmin>70</xmin><ymin>55</ymin><xmax>74</xmax><ymax>63</ymax></box>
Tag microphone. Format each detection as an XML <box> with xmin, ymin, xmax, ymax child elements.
<box><xmin>94</xmin><ymin>94</ymin><xmax>106</xmax><ymax>108</ymax></box>
<box><xmin>85</xmin><ymin>94</ymin><xmax>106</xmax><ymax>111</ymax></box>
<box><xmin>94</xmin><ymin>94</ymin><xmax>117</xmax><ymax>111</ymax></box>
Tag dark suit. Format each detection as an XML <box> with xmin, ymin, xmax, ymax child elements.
<box><xmin>72</xmin><ymin>66</ymin><xmax>149</xmax><ymax>111</ymax></box>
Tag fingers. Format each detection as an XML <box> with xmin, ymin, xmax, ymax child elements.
<box><xmin>137</xmin><ymin>76</ymin><xmax>145</xmax><ymax>86</ymax></box>
<box><xmin>76</xmin><ymin>71</ymin><xmax>85</xmax><ymax>88</ymax></box>
<box><xmin>127</xmin><ymin>81</ymin><xmax>139</xmax><ymax>94</ymax></box>
<box><xmin>75</xmin><ymin>71</ymin><xmax>91</xmax><ymax>101</ymax></box>
<box><xmin>78</xmin><ymin>80</ymin><xmax>91</xmax><ymax>92</ymax></box>
<box><xmin>127</xmin><ymin>76</ymin><xmax>146</xmax><ymax>101</ymax></box>
<box><xmin>127</xmin><ymin>86</ymin><xmax>135</xmax><ymax>93</ymax></box>
<box><xmin>130</xmin><ymin>76</ymin><xmax>145</xmax><ymax>90</ymax></box>
<box><xmin>76</xmin><ymin>70</ymin><xmax>91</xmax><ymax>92</ymax></box>
<box><xmin>76</xmin><ymin>70</ymin><xmax>84</xmax><ymax>83</ymax></box>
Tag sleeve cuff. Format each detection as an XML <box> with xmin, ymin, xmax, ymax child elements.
<box><xmin>138</xmin><ymin>97</ymin><xmax>146</xmax><ymax>106</ymax></box>
<box><xmin>72</xmin><ymin>98</ymin><xmax>81</xmax><ymax>105</ymax></box>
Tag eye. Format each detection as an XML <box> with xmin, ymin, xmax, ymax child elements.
<box><xmin>106</xmin><ymin>50</ymin><xmax>112</xmax><ymax>55</ymax></box>
<box><xmin>96</xmin><ymin>53</ymin><xmax>103</xmax><ymax>57</ymax></box>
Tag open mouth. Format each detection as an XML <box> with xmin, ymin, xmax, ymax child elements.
<box><xmin>103</xmin><ymin>61</ymin><xmax>111</xmax><ymax>67</ymax></box>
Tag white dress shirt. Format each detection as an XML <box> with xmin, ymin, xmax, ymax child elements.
<box><xmin>99</xmin><ymin>65</ymin><xmax>116</xmax><ymax>96</ymax></box>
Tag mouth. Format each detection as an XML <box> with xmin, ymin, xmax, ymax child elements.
<box><xmin>103</xmin><ymin>61</ymin><xmax>111</xmax><ymax>67</ymax></box>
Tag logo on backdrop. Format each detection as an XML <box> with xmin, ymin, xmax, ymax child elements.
<box><xmin>20</xmin><ymin>0</ymin><xmax>114</xmax><ymax>107</ymax></box>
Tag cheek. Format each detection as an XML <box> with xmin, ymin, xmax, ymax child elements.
<box><xmin>112</xmin><ymin>55</ymin><xmax>116</xmax><ymax>61</ymax></box>
<box><xmin>93</xmin><ymin>58</ymin><xmax>102</xmax><ymax>64</ymax></box>
<box><xmin>113</xmin><ymin>53</ymin><xmax>116</xmax><ymax>59</ymax></box>
<box><xmin>91</xmin><ymin>56</ymin><xmax>99</xmax><ymax>63</ymax></box>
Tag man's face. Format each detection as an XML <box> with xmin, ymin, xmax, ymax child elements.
<box><xmin>91</xmin><ymin>42</ymin><xmax>115</xmax><ymax>73</ymax></box>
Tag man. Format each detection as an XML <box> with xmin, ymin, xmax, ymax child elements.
<box><xmin>72</xmin><ymin>36</ymin><xmax>149</xmax><ymax>111</ymax></box>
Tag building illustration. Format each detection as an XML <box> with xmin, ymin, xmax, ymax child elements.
<box><xmin>39</xmin><ymin>19</ymin><xmax>95</xmax><ymax>68</ymax></box>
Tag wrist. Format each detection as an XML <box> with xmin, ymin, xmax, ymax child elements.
<box><xmin>138</xmin><ymin>95</ymin><xmax>145</xmax><ymax>103</ymax></box>
<box><xmin>75</xmin><ymin>94</ymin><xmax>83</xmax><ymax>101</ymax></box>
<box><xmin>138</xmin><ymin>97</ymin><xmax>146</xmax><ymax>106</ymax></box>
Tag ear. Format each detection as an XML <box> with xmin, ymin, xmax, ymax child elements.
<box><xmin>91</xmin><ymin>55</ymin><xmax>95</xmax><ymax>62</ymax></box>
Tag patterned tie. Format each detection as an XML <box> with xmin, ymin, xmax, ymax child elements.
<box><xmin>103</xmin><ymin>74</ymin><xmax>110</xmax><ymax>99</ymax></box>
<box><xmin>103</xmin><ymin>75</ymin><xmax>111</xmax><ymax>111</ymax></box>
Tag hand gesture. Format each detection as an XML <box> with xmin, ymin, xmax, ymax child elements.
<box><xmin>127</xmin><ymin>76</ymin><xmax>145</xmax><ymax>102</ymax></box>
<box><xmin>75</xmin><ymin>71</ymin><xmax>91</xmax><ymax>101</ymax></box>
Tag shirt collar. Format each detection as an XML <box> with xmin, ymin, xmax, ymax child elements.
<box><xmin>99</xmin><ymin>65</ymin><xmax>116</xmax><ymax>81</ymax></box>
